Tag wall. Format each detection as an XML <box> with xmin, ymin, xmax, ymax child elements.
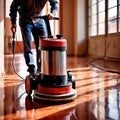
<box><xmin>106</xmin><ymin>34</ymin><xmax>120</xmax><ymax>58</ymax></box>
<box><xmin>4</xmin><ymin>18</ymin><xmax>12</xmax><ymax>54</ymax></box>
<box><xmin>4</xmin><ymin>0</ymin><xmax>12</xmax><ymax>54</ymax></box>
<box><xmin>88</xmin><ymin>33</ymin><xmax>120</xmax><ymax>59</ymax></box>
<box><xmin>76</xmin><ymin>0</ymin><xmax>87</xmax><ymax>56</ymax></box>
<box><xmin>60</xmin><ymin>0</ymin><xmax>74</xmax><ymax>55</ymax></box>
<box><xmin>88</xmin><ymin>36</ymin><xmax>105</xmax><ymax>57</ymax></box>
<box><xmin>60</xmin><ymin>0</ymin><xmax>87</xmax><ymax>56</ymax></box>
<box><xmin>0</xmin><ymin>0</ymin><xmax>4</xmax><ymax>117</ymax></box>
<box><xmin>0</xmin><ymin>0</ymin><xmax>4</xmax><ymax>75</ymax></box>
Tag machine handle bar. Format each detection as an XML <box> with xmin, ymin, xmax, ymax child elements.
<box><xmin>31</xmin><ymin>15</ymin><xmax>59</xmax><ymax>20</ymax></box>
<box><xmin>31</xmin><ymin>15</ymin><xmax>59</xmax><ymax>38</ymax></box>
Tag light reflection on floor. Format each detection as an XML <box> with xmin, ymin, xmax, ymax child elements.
<box><xmin>0</xmin><ymin>55</ymin><xmax>120</xmax><ymax>119</ymax></box>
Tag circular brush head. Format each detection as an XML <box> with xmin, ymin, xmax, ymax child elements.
<box><xmin>33</xmin><ymin>89</ymin><xmax>77</xmax><ymax>102</ymax></box>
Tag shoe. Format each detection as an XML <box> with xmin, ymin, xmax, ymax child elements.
<box><xmin>29</xmin><ymin>72</ymin><xmax>37</xmax><ymax>78</ymax></box>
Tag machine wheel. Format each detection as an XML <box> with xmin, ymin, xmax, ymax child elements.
<box><xmin>71</xmin><ymin>78</ymin><xmax>76</xmax><ymax>89</ymax></box>
<box><xmin>25</xmin><ymin>95</ymin><xmax>33</xmax><ymax>110</ymax></box>
<box><xmin>67</xmin><ymin>71</ymin><xmax>76</xmax><ymax>89</ymax></box>
<box><xmin>25</xmin><ymin>76</ymin><xmax>33</xmax><ymax>95</ymax></box>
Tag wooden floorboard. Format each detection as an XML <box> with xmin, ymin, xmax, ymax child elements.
<box><xmin>0</xmin><ymin>54</ymin><xmax>120</xmax><ymax>120</ymax></box>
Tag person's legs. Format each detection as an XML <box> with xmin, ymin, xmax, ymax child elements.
<box><xmin>19</xmin><ymin>19</ymin><xmax>36</xmax><ymax>73</ymax></box>
<box><xmin>32</xmin><ymin>19</ymin><xmax>47</xmax><ymax>72</ymax></box>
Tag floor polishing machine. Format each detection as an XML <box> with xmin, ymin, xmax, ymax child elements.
<box><xmin>25</xmin><ymin>15</ymin><xmax>77</xmax><ymax>102</ymax></box>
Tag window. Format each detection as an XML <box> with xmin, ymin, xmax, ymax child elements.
<box><xmin>89</xmin><ymin>0</ymin><xmax>105</xmax><ymax>36</ymax></box>
<box><xmin>88</xmin><ymin>0</ymin><xmax>97</xmax><ymax>36</ymax></box>
<box><xmin>89</xmin><ymin>0</ymin><xmax>120</xmax><ymax>36</ymax></box>
<box><xmin>108</xmin><ymin>0</ymin><xmax>117</xmax><ymax>33</ymax></box>
<box><xmin>98</xmin><ymin>0</ymin><xmax>105</xmax><ymax>35</ymax></box>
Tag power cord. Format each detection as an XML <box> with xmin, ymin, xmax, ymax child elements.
<box><xmin>12</xmin><ymin>31</ymin><xmax>24</xmax><ymax>80</ymax></box>
<box><xmin>11</xmin><ymin>31</ymin><xmax>27</xmax><ymax>101</ymax></box>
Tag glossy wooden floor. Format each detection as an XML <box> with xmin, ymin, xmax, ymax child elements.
<box><xmin>1</xmin><ymin>54</ymin><xmax>120</xmax><ymax>120</ymax></box>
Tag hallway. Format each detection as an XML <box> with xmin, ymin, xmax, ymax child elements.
<box><xmin>0</xmin><ymin>54</ymin><xmax>120</xmax><ymax>120</ymax></box>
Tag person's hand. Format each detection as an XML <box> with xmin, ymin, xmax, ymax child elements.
<box><xmin>48</xmin><ymin>13</ymin><xmax>56</xmax><ymax>20</ymax></box>
<box><xmin>11</xmin><ymin>24</ymin><xmax>17</xmax><ymax>32</ymax></box>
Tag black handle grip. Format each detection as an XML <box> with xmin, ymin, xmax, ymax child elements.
<box><xmin>12</xmin><ymin>31</ymin><xmax>16</xmax><ymax>53</ymax></box>
<box><xmin>53</xmin><ymin>17</ymin><xmax>59</xmax><ymax>20</ymax></box>
<box><xmin>31</xmin><ymin>15</ymin><xmax>59</xmax><ymax>20</ymax></box>
<box><xmin>13</xmin><ymin>31</ymin><xmax>15</xmax><ymax>39</ymax></box>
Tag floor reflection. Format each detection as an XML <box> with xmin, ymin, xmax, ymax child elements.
<box><xmin>4</xmin><ymin>79</ymin><xmax>25</xmax><ymax>116</ymax></box>
<box><xmin>1</xmin><ymin>55</ymin><xmax>120</xmax><ymax>119</ymax></box>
